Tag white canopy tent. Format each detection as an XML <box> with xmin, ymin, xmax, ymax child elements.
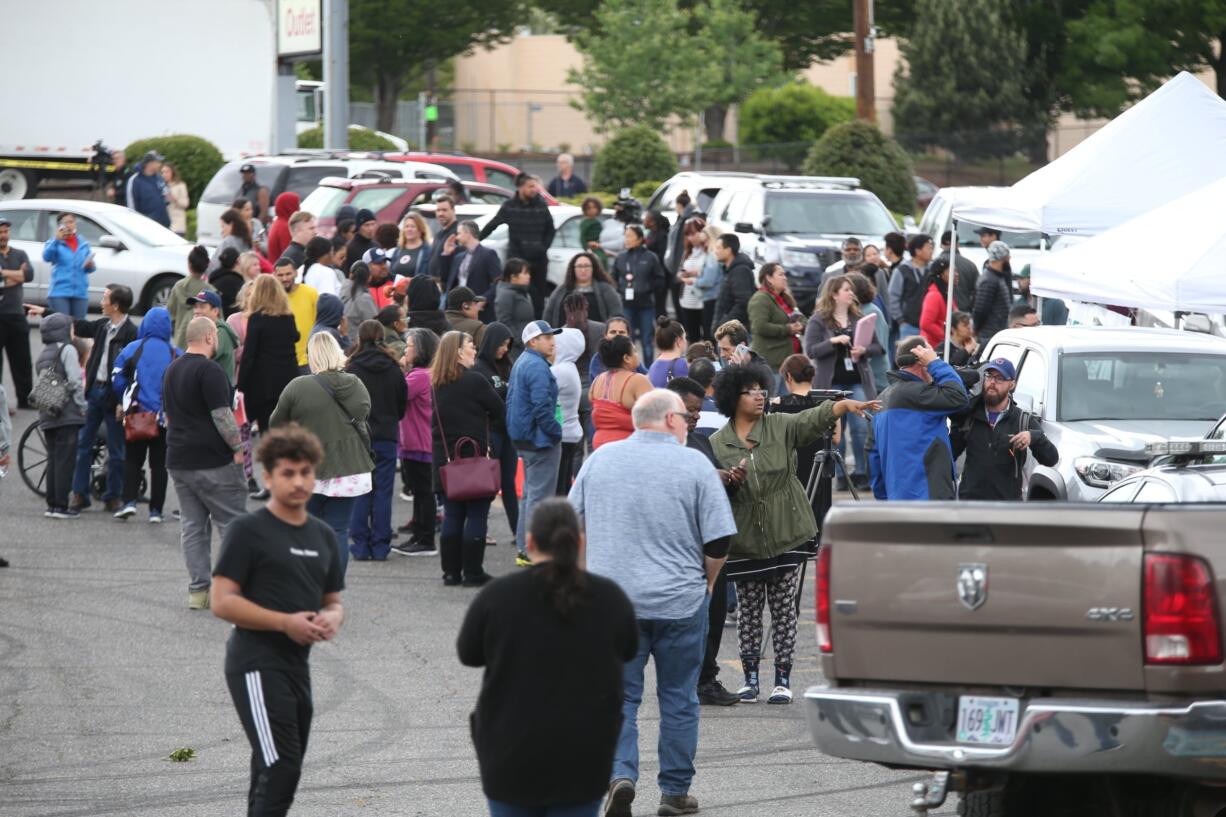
<box><xmin>950</xmin><ymin>72</ymin><xmax>1226</xmax><ymax>235</ymax></box>
<box><xmin>1029</xmin><ymin>175</ymin><xmax>1226</xmax><ymax>314</ymax></box>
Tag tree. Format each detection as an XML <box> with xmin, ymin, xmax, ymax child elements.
<box><xmin>891</xmin><ymin>0</ymin><xmax>1035</xmax><ymax>160</ymax></box>
<box><xmin>298</xmin><ymin>126</ymin><xmax>400</xmax><ymax>151</ymax></box>
<box><xmin>804</xmin><ymin>121</ymin><xmax>916</xmax><ymax>214</ymax></box>
<box><xmin>1061</xmin><ymin>0</ymin><xmax>1226</xmax><ymax>113</ymax></box>
<box><xmin>739</xmin><ymin>82</ymin><xmax>855</xmax><ymax>169</ymax></box>
<box><xmin>592</xmin><ymin>127</ymin><xmax>677</xmax><ymax>192</ymax></box>
<box><xmin>693</xmin><ymin>0</ymin><xmax>786</xmax><ymax>143</ymax></box>
<box><xmin>567</xmin><ymin>0</ymin><xmax>710</xmax><ymax>133</ymax></box>
<box><xmin>349</xmin><ymin>0</ymin><xmax>527</xmax><ymax>133</ymax></box>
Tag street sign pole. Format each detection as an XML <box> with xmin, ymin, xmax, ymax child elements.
<box><xmin>323</xmin><ymin>0</ymin><xmax>349</xmax><ymax>149</ymax></box>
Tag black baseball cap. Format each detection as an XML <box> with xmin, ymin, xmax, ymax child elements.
<box><xmin>240</xmin><ymin>163</ymin><xmax>256</xmax><ymax>173</ymax></box>
<box><xmin>0</xmin><ymin>217</ymin><xmax>10</xmax><ymax>227</ymax></box>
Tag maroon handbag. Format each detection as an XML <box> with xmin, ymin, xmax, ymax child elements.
<box><xmin>433</xmin><ymin>390</ymin><xmax>501</xmax><ymax>501</ymax></box>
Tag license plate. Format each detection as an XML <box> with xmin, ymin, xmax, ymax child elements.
<box><xmin>955</xmin><ymin>696</ymin><xmax>1020</xmax><ymax>746</ymax></box>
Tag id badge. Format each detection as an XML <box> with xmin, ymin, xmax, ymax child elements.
<box><xmin>625</xmin><ymin>287</ymin><xmax>635</xmax><ymax>301</ymax></box>
<box><xmin>843</xmin><ymin>357</ymin><xmax>855</xmax><ymax>371</ymax></box>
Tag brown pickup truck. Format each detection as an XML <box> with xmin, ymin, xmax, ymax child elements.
<box><xmin>805</xmin><ymin>502</ymin><xmax>1226</xmax><ymax>817</ymax></box>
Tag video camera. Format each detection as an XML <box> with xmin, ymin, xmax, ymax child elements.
<box><xmin>613</xmin><ymin>189</ymin><xmax>643</xmax><ymax>224</ymax></box>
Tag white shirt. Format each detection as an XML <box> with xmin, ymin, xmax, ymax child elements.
<box><xmin>679</xmin><ymin>250</ymin><xmax>707</xmax><ymax>310</ymax></box>
<box><xmin>299</xmin><ymin>264</ymin><xmax>342</xmax><ymax>298</ymax></box>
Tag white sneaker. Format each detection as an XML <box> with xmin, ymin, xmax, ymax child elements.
<box><xmin>767</xmin><ymin>685</ymin><xmax>793</xmax><ymax>705</ymax></box>
<box><xmin>737</xmin><ymin>684</ymin><xmax>760</xmax><ymax>703</ymax></box>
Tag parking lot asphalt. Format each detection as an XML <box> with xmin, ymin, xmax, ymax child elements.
<box><xmin>0</xmin><ymin>333</ymin><xmax>940</xmax><ymax>817</ymax></box>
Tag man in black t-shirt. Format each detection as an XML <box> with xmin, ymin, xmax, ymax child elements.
<box><xmin>213</xmin><ymin>425</ymin><xmax>344</xmax><ymax>817</ymax></box>
<box><xmin>163</xmin><ymin>316</ymin><xmax>248</xmax><ymax>610</ymax></box>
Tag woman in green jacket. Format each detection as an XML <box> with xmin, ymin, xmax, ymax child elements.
<box><xmin>710</xmin><ymin>363</ymin><xmax>877</xmax><ymax>704</ymax></box>
<box><xmin>747</xmin><ymin>263</ymin><xmax>804</xmax><ymax>378</ymax></box>
<box><xmin>270</xmin><ymin>332</ymin><xmax>374</xmax><ymax>575</ymax></box>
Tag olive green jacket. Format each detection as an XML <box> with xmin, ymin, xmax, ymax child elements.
<box><xmin>747</xmin><ymin>289</ymin><xmax>796</xmax><ymax>370</ymax></box>
<box><xmin>710</xmin><ymin>401</ymin><xmax>837</xmax><ymax>560</ymax></box>
<box><xmin>269</xmin><ymin>371</ymin><xmax>374</xmax><ymax>480</ymax></box>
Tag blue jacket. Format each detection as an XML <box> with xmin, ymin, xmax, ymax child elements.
<box><xmin>42</xmin><ymin>237</ymin><xmax>95</xmax><ymax>299</ymax></box>
<box><xmin>506</xmin><ymin>348</ymin><xmax>562</xmax><ymax>449</ymax></box>
<box><xmin>129</xmin><ymin>167</ymin><xmax>170</xmax><ymax>227</ymax></box>
<box><xmin>866</xmin><ymin>358</ymin><xmax>968</xmax><ymax>501</ymax></box>
<box><xmin>111</xmin><ymin>308</ymin><xmax>178</xmax><ymax>413</ymax></box>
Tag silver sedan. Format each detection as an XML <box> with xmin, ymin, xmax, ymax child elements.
<box><xmin>0</xmin><ymin>199</ymin><xmax>193</xmax><ymax>313</ymax></box>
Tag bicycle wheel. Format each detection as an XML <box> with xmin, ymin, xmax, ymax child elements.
<box><xmin>18</xmin><ymin>423</ymin><xmax>48</xmax><ymax>498</ymax></box>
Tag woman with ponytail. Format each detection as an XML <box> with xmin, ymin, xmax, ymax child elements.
<box><xmin>457</xmin><ymin>498</ymin><xmax>638</xmax><ymax>817</ymax></box>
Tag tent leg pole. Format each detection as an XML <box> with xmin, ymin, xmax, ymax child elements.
<box><xmin>945</xmin><ymin>218</ymin><xmax>956</xmax><ymax>360</ymax></box>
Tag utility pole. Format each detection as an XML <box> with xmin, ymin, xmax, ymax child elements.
<box><xmin>323</xmin><ymin>0</ymin><xmax>349</xmax><ymax>149</ymax></box>
<box><xmin>853</xmin><ymin>0</ymin><xmax>876</xmax><ymax>123</ymax></box>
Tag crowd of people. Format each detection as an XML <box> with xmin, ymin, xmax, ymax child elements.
<box><xmin>1</xmin><ymin>176</ymin><xmax>1072</xmax><ymax>817</ymax></box>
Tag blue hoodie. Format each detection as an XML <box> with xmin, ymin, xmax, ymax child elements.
<box><xmin>128</xmin><ymin>165</ymin><xmax>170</xmax><ymax>228</ymax></box>
<box><xmin>42</xmin><ymin>235</ymin><xmax>94</xmax><ymax>299</ymax></box>
<box><xmin>111</xmin><ymin>308</ymin><xmax>178</xmax><ymax>413</ymax></box>
<box><xmin>309</xmin><ymin>292</ymin><xmax>351</xmax><ymax>350</ymax></box>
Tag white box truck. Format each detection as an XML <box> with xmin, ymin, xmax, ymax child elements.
<box><xmin>0</xmin><ymin>0</ymin><xmax>280</xmax><ymax>200</ymax></box>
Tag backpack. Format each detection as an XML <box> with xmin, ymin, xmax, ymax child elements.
<box><xmin>29</xmin><ymin>344</ymin><xmax>72</xmax><ymax>417</ymax></box>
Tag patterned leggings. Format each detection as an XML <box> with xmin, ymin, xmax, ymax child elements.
<box><xmin>735</xmin><ymin>568</ymin><xmax>800</xmax><ymax>668</ymax></box>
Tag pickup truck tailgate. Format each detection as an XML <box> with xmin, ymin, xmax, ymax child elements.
<box><xmin>826</xmin><ymin>503</ymin><xmax>1146</xmax><ymax>690</ymax></box>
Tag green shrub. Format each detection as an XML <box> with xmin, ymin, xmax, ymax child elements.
<box><xmin>559</xmin><ymin>191</ymin><xmax>619</xmax><ymax>208</ymax></box>
<box><xmin>592</xmin><ymin>127</ymin><xmax>676</xmax><ymax>193</ymax></box>
<box><xmin>700</xmin><ymin>139</ymin><xmax>734</xmax><ymax>150</ymax></box>
<box><xmin>632</xmin><ymin>180</ymin><xmax>662</xmax><ymax>201</ymax></box>
<box><xmin>185</xmin><ymin>209</ymin><xmax>197</xmax><ymax>243</ymax></box>
<box><xmin>124</xmin><ymin>135</ymin><xmax>224</xmax><ymax>209</ymax></box>
<box><xmin>740</xmin><ymin>83</ymin><xmax>856</xmax><ymax>170</ymax></box>
<box><xmin>803</xmin><ymin>121</ymin><xmax>917</xmax><ymax>215</ymax></box>
<box><xmin>297</xmin><ymin>125</ymin><xmax>399</xmax><ymax>151</ymax></box>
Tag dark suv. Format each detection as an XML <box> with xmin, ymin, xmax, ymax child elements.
<box><xmin>707</xmin><ymin>177</ymin><xmax>898</xmax><ymax>312</ymax></box>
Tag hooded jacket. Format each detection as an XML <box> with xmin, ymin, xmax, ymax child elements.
<box><xmin>270</xmin><ymin>370</ymin><xmax>374</xmax><ymax>480</ymax></box>
<box><xmin>35</xmin><ymin>313</ymin><xmax>87</xmax><ymax>428</ymax></box>
<box><xmin>111</xmin><ymin>307</ymin><xmax>178</xmax><ymax>415</ymax></box>
<box><xmin>42</xmin><ymin>235</ymin><xmax>95</xmax><ymax>299</ymax></box>
<box><xmin>212</xmin><ymin>319</ymin><xmax>240</xmax><ymax>385</ymax></box>
<box><xmin>346</xmin><ymin>347</ymin><xmax>408</xmax><ymax>442</ymax></box>
<box><xmin>866</xmin><ymin>358</ymin><xmax>969</xmax><ymax>501</ymax></box>
<box><xmin>506</xmin><ymin>348</ymin><xmax>561</xmax><ymax>450</ymax></box>
<box><xmin>715</xmin><ymin>252</ymin><xmax>756</xmax><ymax>326</ymax></box>
<box><xmin>265</xmin><ymin>192</ymin><xmax>300</xmax><ymax>264</ymax></box>
<box><xmin>613</xmin><ymin>245</ymin><xmax>665</xmax><ymax>308</ymax></box>
<box><xmin>473</xmin><ymin>321</ymin><xmax>514</xmax><ymax>402</ymax></box>
<box><xmin>406</xmin><ymin>275</ymin><xmax>449</xmax><ymax>337</ymax></box>
<box><xmin>550</xmin><ymin>328</ymin><xmax>585</xmax><ymax>444</ymax></box>
<box><xmin>494</xmin><ymin>282</ymin><xmax>534</xmax><ymax>357</ymax></box>
<box><xmin>129</xmin><ymin>167</ymin><xmax>170</xmax><ymax>227</ymax></box>
<box><xmin>542</xmin><ymin>281</ymin><xmax>623</xmax><ymax>328</ymax></box>
<box><xmin>309</xmin><ymin>293</ymin><xmax>351</xmax><ymax>350</ymax></box>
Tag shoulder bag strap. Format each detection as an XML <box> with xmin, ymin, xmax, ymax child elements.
<box><xmin>431</xmin><ymin>386</ymin><xmax>451</xmax><ymax>463</ymax></box>
<box><xmin>313</xmin><ymin>374</ymin><xmax>366</xmax><ymax>443</ymax></box>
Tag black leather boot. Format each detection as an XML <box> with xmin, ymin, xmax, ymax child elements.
<box><xmin>462</xmin><ymin>538</ymin><xmax>492</xmax><ymax>587</ymax></box>
<box><xmin>440</xmin><ymin>535</ymin><xmax>462</xmax><ymax>586</ymax></box>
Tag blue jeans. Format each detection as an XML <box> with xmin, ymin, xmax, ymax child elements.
<box><xmin>488</xmin><ymin>800</ymin><xmax>601</xmax><ymax>817</ymax></box>
<box><xmin>72</xmin><ymin>383</ymin><xmax>124</xmax><ymax>500</ymax></box>
<box><xmin>48</xmin><ymin>296</ymin><xmax>87</xmax><ymax>320</ymax></box>
<box><xmin>308</xmin><ymin>493</ymin><xmax>355</xmax><ymax>575</ymax></box>
<box><xmin>442</xmin><ymin>496</ymin><xmax>492</xmax><ymax>540</ymax></box>
<box><xmin>836</xmin><ymin>381</ymin><xmax>868</xmax><ymax>479</ymax></box>
<box><xmin>623</xmin><ymin>304</ymin><xmax>656</xmax><ymax>366</ymax></box>
<box><xmin>350</xmin><ymin>439</ymin><xmax>397</xmax><ymax>560</ymax></box>
<box><xmin>614</xmin><ymin>599</ymin><xmax>708</xmax><ymax>796</ymax></box>
<box><xmin>516</xmin><ymin>445</ymin><xmax>561</xmax><ymax>556</ymax></box>
<box><xmin>899</xmin><ymin>322</ymin><xmax>920</xmax><ymax>339</ymax></box>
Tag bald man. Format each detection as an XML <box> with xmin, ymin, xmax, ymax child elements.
<box><xmin>164</xmin><ymin>315</ymin><xmax>248</xmax><ymax>610</ymax></box>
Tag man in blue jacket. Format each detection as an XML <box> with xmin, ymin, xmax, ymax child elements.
<box><xmin>866</xmin><ymin>336</ymin><xmax>968</xmax><ymax>500</ymax></box>
<box><xmin>506</xmin><ymin>320</ymin><xmax>563</xmax><ymax>565</ymax></box>
<box><xmin>42</xmin><ymin>212</ymin><xmax>96</xmax><ymax>319</ymax></box>
<box><xmin>127</xmin><ymin>151</ymin><xmax>170</xmax><ymax>228</ymax></box>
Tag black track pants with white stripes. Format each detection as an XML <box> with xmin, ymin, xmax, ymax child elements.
<box><xmin>226</xmin><ymin>669</ymin><xmax>313</xmax><ymax>817</ymax></box>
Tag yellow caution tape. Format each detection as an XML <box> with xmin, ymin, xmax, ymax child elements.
<box><xmin>0</xmin><ymin>158</ymin><xmax>115</xmax><ymax>172</ymax></box>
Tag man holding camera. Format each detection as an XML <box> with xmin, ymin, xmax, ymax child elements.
<box><xmin>865</xmin><ymin>336</ymin><xmax>968</xmax><ymax>500</ymax></box>
<box><xmin>951</xmin><ymin>358</ymin><xmax>1058</xmax><ymax>501</ymax></box>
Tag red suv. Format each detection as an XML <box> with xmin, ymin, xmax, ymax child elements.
<box><xmin>299</xmin><ymin>178</ymin><xmax>514</xmax><ymax>238</ymax></box>
<box><xmin>383</xmin><ymin>152</ymin><xmax>558</xmax><ymax>203</ymax></box>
